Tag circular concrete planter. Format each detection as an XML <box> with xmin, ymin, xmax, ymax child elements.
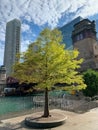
<box><xmin>25</xmin><ymin>110</ymin><xmax>67</xmax><ymax>129</ymax></box>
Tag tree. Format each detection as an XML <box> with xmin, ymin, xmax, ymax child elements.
<box><xmin>83</xmin><ymin>69</ymin><xmax>98</xmax><ymax>97</ymax></box>
<box><xmin>13</xmin><ymin>28</ymin><xmax>86</xmax><ymax>117</ymax></box>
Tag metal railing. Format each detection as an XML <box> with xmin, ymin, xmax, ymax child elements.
<box><xmin>0</xmin><ymin>92</ymin><xmax>98</xmax><ymax>119</ymax></box>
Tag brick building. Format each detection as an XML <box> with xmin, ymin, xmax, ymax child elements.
<box><xmin>72</xmin><ymin>19</ymin><xmax>98</xmax><ymax>71</ymax></box>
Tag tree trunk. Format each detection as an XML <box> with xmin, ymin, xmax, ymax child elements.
<box><xmin>43</xmin><ymin>87</ymin><xmax>49</xmax><ymax>117</ymax></box>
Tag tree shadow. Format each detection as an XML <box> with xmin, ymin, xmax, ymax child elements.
<box><xmin>3</xmin><ymin>120</ymin><xmax>51</xmax><ymax>130</ymax></box>
<box><xmin>0</xmin><ymin>127</ymin><xmax>11</xmax><ymax>130</ymax></box>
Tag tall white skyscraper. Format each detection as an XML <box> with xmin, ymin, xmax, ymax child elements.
<box><xmin>4</xmin><ymin>19</ymin><xmax>21</xmax><ymax>77</ymax></box>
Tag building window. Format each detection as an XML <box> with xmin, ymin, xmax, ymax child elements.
<box><xmin>80</xmin><ymin>33</ymin><xmax>83</xmax><ymax>39</ymax></box>
<box><xmin>76</xmin><ymin>33</ymin><xmax>83</xmax><ymax>41</ymax></box>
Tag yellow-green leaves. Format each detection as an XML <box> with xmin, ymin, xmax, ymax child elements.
<box><xmin>13</xmin><ymin>28</ymin><xmax>86</xmax><ymax>91</ymax></box>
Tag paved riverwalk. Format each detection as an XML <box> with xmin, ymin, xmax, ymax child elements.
<box><xmin>0</xmin><ymin>108</ymin><xmax>98</xmax><ymax>130</ymax></box>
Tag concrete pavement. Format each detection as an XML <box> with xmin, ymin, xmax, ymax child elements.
<box><xmin>0</xmin><ymin>108</ymin><xmax>98</xmax><ymax>130</ymax></box>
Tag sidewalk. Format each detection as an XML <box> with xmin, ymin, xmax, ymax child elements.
<box><xmin>0</xmin><ymin>108</ymin><xmax>98</xmax><ymax>130</ymax></box>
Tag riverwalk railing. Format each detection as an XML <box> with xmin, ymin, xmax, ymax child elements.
<box><xmin>0</xmin><ymin>92</ymin><xmax>72</xmax><ymax>117</ymax></box>
<box><xmin>0</xmin><ymin>92</ymin><xmax>98</xmax><ymax>120</ymax></box>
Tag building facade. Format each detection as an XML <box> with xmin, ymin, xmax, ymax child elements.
<box><xmin>72</xmin><ymin>19</ymin><xmax>98</xmax><ymax>71</ymax></box>
<box><xmin>4</xmin><ymin>19</ymin><xmax>21</xmax><ymax>77</ymax></box>
<box><xmin>0</xmin><ymin>65</ymin><xmax>6</xmax><ymax>91</ymax></box>
<box><xmin>95</xmin><ymin>19</ymin><xmax>98</xmax><ymax>39</ymax></box>
<box><xmin>59</xmin><ymin>16</ymin><xmax>83</xmax><ymax>49</ymax></box>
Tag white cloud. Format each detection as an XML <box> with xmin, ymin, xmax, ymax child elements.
<box><xmin>0</xmin><ymin>0</ymin><xmax>98</xmax><ymax>65</ymax></box>
<box><xmin>73</xmin><ymin>0</ymin><xmax>98</xmax><ymax>18</ymax></box>
<box><xmin>21</xmin><ymin>23</ymin><xmax>31</xmax><ymax>32</ymax></box>
<box><xmin>0</xmin><ymin>32</ymin><xmax>5</xmax><ymax>42</ymax></box>
<box><xmin>21</xmin><ymin>40</ymin><xmax>30</xmax><ymax>52</ymax></box>
<box><xmin>0</xmin><ymin>0</ymin><xmax>98</xmax><ymax>28</ymax></box>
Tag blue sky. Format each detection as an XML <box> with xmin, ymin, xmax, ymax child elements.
<box><xmin>0</xmin><ymin>0</ymin><xmax>98</xmax><ymax>65</ymax></box>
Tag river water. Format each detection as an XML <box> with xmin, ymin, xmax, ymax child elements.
<box><xmin>0</xmin><ymin>91</ymin><xmax>67</xmax><ymax>116</ymax></box>
<box><xmin>0</xmin><ymin>96</ymin><xmax>34</xmax><ymax>115</ymax></box>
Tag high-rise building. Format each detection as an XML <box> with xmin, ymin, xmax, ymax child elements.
<box><xmin>4</xmin><ymin>19</ymin><xmax>21</xmax><ymax>77</ymax></box>
<box><xmin>72</xmin><ymin>19</ymin><xmax>98</xmax><ymax>71</ymax></box>
<box><xmin>59</xmin><ymin>16</ymin><xmax>83</xmax><ymax>49</ymax></box>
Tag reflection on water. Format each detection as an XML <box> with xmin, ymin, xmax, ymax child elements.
<box><xmin>0</xmin><ymin>96</ymin><xmax>34</xmax><ymax>115</ymax></box>
<box><xmin>0</xmin><ymin>91</ymin><xmax>68</xmax><ymax>116</ymax></box>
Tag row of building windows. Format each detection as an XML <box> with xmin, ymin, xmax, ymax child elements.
<box><xmin>73</xmin><ymin>30</ymin><xmax>96</xmax><ymax>42</ymax></box>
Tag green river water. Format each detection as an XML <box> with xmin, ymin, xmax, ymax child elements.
<box><xmin>0</xmin><ymin>96</ymin><xmax>34</xmax><ymax>115</ymax></box>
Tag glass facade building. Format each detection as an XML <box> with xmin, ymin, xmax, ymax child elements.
<box><xmin>95</xmin><ymin>19</ymin><xmax>98</xmax><ymax>39</ymax></box>
<box><xmin>59</xmin><ymin>16</ymin><xmax>83</xmax><ymax>49</ymax></box>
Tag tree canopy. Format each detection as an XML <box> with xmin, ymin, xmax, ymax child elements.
<box><xmin>13</xmin><ymin>28</ymin><xmax>86</xmax><ymax>117</ymax></box>
<box><xmin>13</xmin><ymin>28</ymin><xmax>86</xmax><ymax>91</ymax></box>
<box><xmin>83</xmin><ymin>69</ymin><xmax>98</xmax><ymax>97</ymax></box>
